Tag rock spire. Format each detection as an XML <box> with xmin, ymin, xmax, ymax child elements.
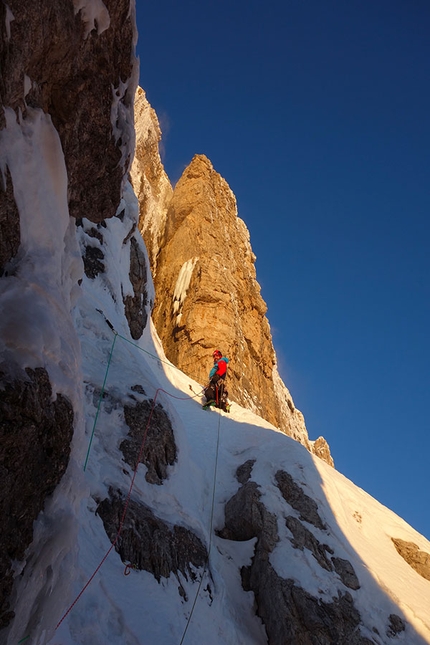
<box><xmin>131</xmin><ymin>91</ymin><xmax>333</xmax><ymax>463</ymax></box>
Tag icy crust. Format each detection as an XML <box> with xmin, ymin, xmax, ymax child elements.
<box><xmin>0</xmin><ymin>106</ymin><xmax>82</xmax><ymax>400</ymax></box>
<box><xmin>172</xmin><ymin>257</ymin><xmax>198</xmax><ymax>324</ymax></box>
<box><xmin>73</xmin><ymin>0</ymin><xmax>110</xmax><ymax>37</ymax></box>
<box><xmin>111</xmin><ymin>74</ymin><xmax>138</xmax><ymax>174</ymax></box>
<box><xmin>4</xmin><ymin>4</ymin><xmax>14</xmax><ymax>41</ymax></box>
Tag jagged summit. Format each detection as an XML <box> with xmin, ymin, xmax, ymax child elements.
<box><xmin>132</xmin><ymin>90</ymin><xmax>332</xmax><ymax>463</ymax></box>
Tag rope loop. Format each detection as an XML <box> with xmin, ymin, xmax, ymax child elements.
<box><xmin>124</xmin><ymin>563</ymin><xmax>137</xmax><ymax>576</ymax></box>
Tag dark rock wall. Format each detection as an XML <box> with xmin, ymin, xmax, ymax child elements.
<box><xmin>121</xmin><ymin>398</ymin><xmax>177</xmax><ymax>485</ymax></box>
<box><xmin>97</xmin><ymin>489</ymin><xmax>207</xmax><ymax>594</ymax></box>
<box><xmin>0</xmin><ymin>367</ymin><xmax>74</xmax><ymax>628</ymax></box>
<box><xmin>0</xmin><ymin>167</ymin><xmax>20</xmax><ymax>276</ymax></box>
<box><xmin>0</xmin><ymin>0</ymin><xmax>137</xmax><ymax>223</ymax></box>
<box><xmin>0</xmin><ymin>0</ymin><xmax>138</xmax><ymax>633</ymax></box>
<box><xmin>123</xmin><ymin>236</ymin><xmax>149</xmax><ymax>339</ymax></box>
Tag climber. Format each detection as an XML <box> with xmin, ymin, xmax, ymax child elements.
<box><xmin>203</xmin><ymin>350</ymin><xmax>230</xmax><ymax>411</ymax></box>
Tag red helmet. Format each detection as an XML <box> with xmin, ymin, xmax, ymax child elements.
<box><xmin>213</xmin><ymin>350</ymin><xmax>222</xmax><ymax>358</ymax></box>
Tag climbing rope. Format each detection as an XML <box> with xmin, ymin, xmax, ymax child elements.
<box><xmin>179</xmin><ymin>411</ymin><xmax>222</xmax><ymax>645</ymax></box>
<box><xmin>18</xmin><ymin>324</ymin><xmax>223</xmax><ymax>643</ymax></box>
<box><xmin>57</xmin><ymin>384</ymin><xmax>164</xmax><ymax>630</ymax></box>
<box><xmin>97</xmin><ymin>309</ymin><xmax>212</xmax><ymax>390</ymax></box>
<box><xmin>58</xmin><ymin>326</ymin><xmax>219</xmax><ymax>633</ymax></box>
<box><xmin>83</xmin><ymin>328</ymin><xmax>205</xmax><ymax>469</ymax></box>
<box><xmin>83</xmin><ymin>332</ymin><xmax>118</xmax><ymax>471</ymax></box>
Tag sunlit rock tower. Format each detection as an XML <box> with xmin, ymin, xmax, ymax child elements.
<box><xmin>131</xmin><ymin>89</ymin><xmax>332</xmax><ymax>464</ymax></box>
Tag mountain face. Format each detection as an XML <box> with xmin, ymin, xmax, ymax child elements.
<box><xmin>131</xmin><ymin>89</ymin><xmax>332</xmax><ymax>464</ymax></box>
<box><xmin>1</xmin><ymin>7</ymin><xmax>430</xmax><ymax>645</ymax></box>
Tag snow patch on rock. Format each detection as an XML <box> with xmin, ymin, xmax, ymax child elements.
<box><xmin>172</xmin><ymin>257</ymin><xmax>198</xmax><ymax>324</ymax></box>
<box><xmin>73</xmin><ymin>0</ymin><xmax>110</xmax><ymax>37</ymax></box>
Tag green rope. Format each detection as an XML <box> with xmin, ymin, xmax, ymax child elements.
<box><xmin>17</xmin><ymin>637</ymin><xmax>30</xmax><ymax>643</ymax></box>
<box><xmin>179</xmin><ymin>412</ymin><xmax>222</xmax><ymax>645</ymax></box>
<box><xmin>114</xmin><ymin>331</ymin><xmax>205</xmax><ymax>386</ymax></box>
<box><xmin>83</xmin><ymin>332</ymin><xmax>117</xmax><ymax>471</ymax></box>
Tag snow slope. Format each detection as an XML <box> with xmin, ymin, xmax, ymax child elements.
<box><xmin>2</xmin><ymin>112</ymin><xmax>430</xmax><ymax>643</ymax></box>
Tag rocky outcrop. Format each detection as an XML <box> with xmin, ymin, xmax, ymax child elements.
<box><xmin>275</xmin><ymin>470</ymin><xmax>326</xmax><ymax>530</ymax></box>
<box><xmin>391</xmin><ymin>538</ymin><xmax>430</xmax><ymax>581</ymax></box>
<box><xmin>387</xmin><ymin>614</ymin><xmax>406</xmax><ymax>638</ymax></box>
<box><xmin>0</xmin><ymin>367</ymin><xmax>74</xmax><ymax>628</ymax></box>
<box><xmin>123</xmin><ymin>235</ymin><xmax>149</xmax><ymax>339</ymax></box>
<box><xmin>311</xmin><ymin>435</ymin><xmax>335</xmax><ymax>467</ymax></box>
<box><xmin>97</xmin><ymin>488</ymin><xmax>207</xmax><ymax>594</ymax></box>
<box><xmin>121</xmin><ymin>397</ymin><xmax>177</xmax><ymax>485</ymax></box>
<box><xmin>132</xmin><ymin>141</ymin><xmax>329</xmax><ymax>459</ymax></box>
<box><xmin>78</xmin><ymin>220</ymin><xmax>106</xmax><ymax>279</ymax></box>
<box><xmin>0</xmin><ymin>167</ymin><xmax>20</xmax><ymax>276</ymax></box>
<box><xmin>217</xmin><ymin>461</ymin><xmax>395</xmax><ymax>644</ymax></box>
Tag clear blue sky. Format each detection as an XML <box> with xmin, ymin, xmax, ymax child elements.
<box><xmin>136</xmin><ymin>1</ymin><xmax>430</xmax><ymax>540</ymax></box>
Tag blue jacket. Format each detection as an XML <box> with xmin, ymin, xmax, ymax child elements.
<box><xmin>209</xmin><ymin>356</ymin><xmax>229</xmax><ymax>379</ymax></box>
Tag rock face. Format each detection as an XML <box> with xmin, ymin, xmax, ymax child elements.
<box><xmin>121</xmin><ymin>398</ymin><xmax>177</xmax><ymax>485</ymax></box>
<box><xmin>0</xmin><ymin>0</ymin><xmax>137</xmax><ymax>225</ymax></box>
<box><xmin>131</xmin><ymin>87</ymin><xmax>173</xmax><ymax>270</ymax></box>
<box><xmin>0</xmin><ymin>0</ymin><xmax>138</xmax><ymax>633</ymax></box>
<box><xmin>391</xmin><ymin>538</ymin><xmax>430</xmax><ymax>582</ymax></box>
<box><xmin>0</xmin><ymin>367</ymin><xmax>74</xmax><ymax>628</ymax></box>
<box><xmin>131</xmin><ymin>123</ymin><xmax>332</xmax><ymax>461</ymax></box>
<box><xmin>97</xmin><ymin>489</ymin><xmax>208</xmax><ymax>593</ymax></box>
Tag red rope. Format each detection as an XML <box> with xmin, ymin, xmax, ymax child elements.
<box><xmin>56</xmin><ymin>385</ymin><xmax>193</xmax><ymax>631</ymax></box>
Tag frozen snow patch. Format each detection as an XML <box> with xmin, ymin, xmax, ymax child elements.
<box><xmin>73</xmin><ymin>0</ymin><xmax>110</xmax><ymax>37</ymax></box>
<box><xmin>4</xmin><ymin>4</ymin><xmax>14</xmax><ymax>41</ymax></box>
<box><xmin>172</xmin><ymin>257</ymin><xmax>198</xmax><ymax>324</ymax></box>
